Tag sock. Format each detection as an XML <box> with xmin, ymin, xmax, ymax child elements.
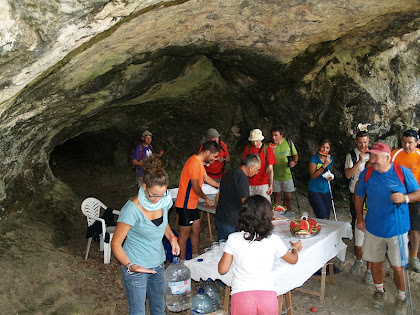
<box><xmin>398</xmin><ymin>290</ymin><xmax>406</xmax><ymax>301</ymax></box>
<box><xmin>375</xmin><ymin>283</ymin><xmax>384</xmax><ymax>292</ymax></box>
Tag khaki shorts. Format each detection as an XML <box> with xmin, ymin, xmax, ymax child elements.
<box><xmin>362</xmin><ymin>230</ymin><xmax>408</xmax><ymax>266</ymax></box>
<box><xmin>354</xmin><ymin>213</ymin><xmax>366</xmax><ymax>247</ymax></box>
<box><xmin>136</xmin><ymin>176</ymin><xmax>143</xmax><ymax>188</ymax></box>
<box><xmin>273</xmin><ymin>179</ymin><xmax>295</xmax><ymax>193</ymax></box>
<box><xmin>249</xmin><ymin>184</ymin><xmax>271</xmax><ymax>202</ymax></box>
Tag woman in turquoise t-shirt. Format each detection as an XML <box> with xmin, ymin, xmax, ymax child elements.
<box><xmin>307</xmin><ymin>138</ymin><xmax>334</xmax><ymax>219</ymax></box>
<box><xmin>111</xmin><ymin>155</ymin><xmax>180</xmax><ymax>315</ymax></box>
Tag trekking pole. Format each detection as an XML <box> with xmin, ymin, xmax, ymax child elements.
<box><xmin>392</xmin><ymin>192</ymin><xmax>413</xmax><ymax>315</ymax></box>
<box><xmin>290</xmin><ymin>168</ymin><xmax>300</xmax><ymax>210</ymax></box>
<box><xmin>327</xmin><ymin>180</ymin><xmax>337</xmax><ymax>221</ymax></box>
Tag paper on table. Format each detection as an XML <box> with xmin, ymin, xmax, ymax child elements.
<box><xmin>168</xmin><ymin>184</ymin><xmax>219</xmax><ymax>202</ymax></box>
<box><xmin>201</xmin><ymin>183</ymin><xmax>219</xmax><ymax>195</ymax></box>
<box><xmin>168</xmin><ymin>188</ymin><xmax>178</xmax><ymax>200</ymax></box>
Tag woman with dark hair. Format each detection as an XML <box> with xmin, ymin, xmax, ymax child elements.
<box><xmin>308</xmin><ymin>138</ymin><xmax>334</xmax><ymax>219</ymax></box>
<box><xmin>111</xmin><ymin>154</ymin><xmax>180</xmax><ymax>315</ymax></box>
<box><xmin>218</xmin><ymin>195</ymin><xmax>302</xmax><ymax>315</ymax></box>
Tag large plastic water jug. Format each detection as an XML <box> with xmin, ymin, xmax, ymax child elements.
<box><xmin>164</xmin><ymin>256</ymin><xmax>192</xmax><ymax>312</ymax></box>
<box><xmin>202</xmin><ymin>278</ymin><xmax>220</xmax><ymax>311</ymax></box>
<box><xmin>191</xmin><ymin>287</ymin><xmax>214</xmax><ymax>315</ymax></box>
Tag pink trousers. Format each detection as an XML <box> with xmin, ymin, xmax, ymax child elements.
<box><xmin>231</xmin><ymin>290</ymin><xmax>278</xmax><ymax>315</ymax></box>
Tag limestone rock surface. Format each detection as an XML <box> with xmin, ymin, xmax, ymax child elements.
<box><xmin>0</xmin><ymin>0</ymin><xmax>419</xmax><ymax>225</ymax></box>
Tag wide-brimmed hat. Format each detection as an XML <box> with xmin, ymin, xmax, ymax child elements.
<box><xmin>206</xmin><ymin>128</ymin><xmax>220</xmax><ymax>138</ymax></box>
<box><xmin>368</xmin><ymin>142</ymin><xmax>391</xmax><ymax>155</ymax></box>
<box><xmin>248</xmin><ymin>129</ymin><xmax>265</xmax><ymax>141</ymax></box>
<box><xmin>142</xmin><ymin>130</ymin><xmax>152</xmax><ymax>137</ymax></box>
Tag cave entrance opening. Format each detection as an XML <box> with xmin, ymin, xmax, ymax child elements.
<box><xmin>49</xmin><ymin>129</ymin><xmax>138</xmax><ymax>208</ymax></box>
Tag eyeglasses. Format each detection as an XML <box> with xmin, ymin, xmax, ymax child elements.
<box><xmin>252</xmin><ymin>165</ymin><xmax>261</xmax><ymax>172</ymax></box>
<box><xmin>146</xmin><ymin>188</ymin><xmax>168</xmax><ymax>199</ymax></box>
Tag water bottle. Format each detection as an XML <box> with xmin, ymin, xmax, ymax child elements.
<box><xmin>202</xmin><ymin>278</ymin><xmax>220</xmax><ymax>311</ymax></box>
<box><xmin>164</xmin><ymin>256</ymin><xmax>192</xmax><ymax>312</ymax></box>
<box><xmin>191</xmin><ymin>287</ymin><xmax>214</xmax><ymax>315</ymax></box>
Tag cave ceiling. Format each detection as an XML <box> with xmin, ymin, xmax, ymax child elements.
<box><xmin>0</xmin><ymin>0</ymin><xmax>419</xmax><ymax>214</ymax></box>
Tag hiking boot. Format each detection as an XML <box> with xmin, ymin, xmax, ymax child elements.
<box><xmin>393</xmin><ymin>297</ymin><xmax>407</xmax><ymax>315</ymax></box>
<box><xmin>372</xmin><ymin>290</ymin><xmax>385</xmax><ymax>309</ymax></box>
<box><xmin>409</xmin><ymin>257</ymin><xmax>420</xmax><ymax>273</ymax></box>
<box><xmin>364</xmin><ymin>270</ymin><xmax>373</xmax><ymax>285</ymax></box>
<box><xmin>350</xmin><ymin>259</ymin><xmax>363</xmax><ymax>274</ymax></box>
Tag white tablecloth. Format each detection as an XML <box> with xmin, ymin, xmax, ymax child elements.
<box><xmin>185</xmin><ymin>219</ymin><xmax>352</xmax><ymax>295</ymax></box>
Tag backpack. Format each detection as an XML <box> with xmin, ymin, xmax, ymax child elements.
<box><xmin>246</xmin><ymin>144</ymin><xmax>268</xmax><ymax>167</ymax></box>
<box><xmin>286</xmin><ymin>138</ymin><xmax>297</xmax><ymax>166</ymax></box>
<box><xmin>364</xmin><ymin>163</ymin><xmax>405</xmax><ymax>186</ymax></box>
<box><xmin>131</xmin><ymin>143</ymin><xmax>153</xmax><ymax>167</ymax></box>
<box><xmin>341</xmin><ymin>150</ymin><xmax>358</xmax><ymax>183</ymax></box>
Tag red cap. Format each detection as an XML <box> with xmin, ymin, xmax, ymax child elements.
<box><xmin>368</xmin><ymin>142</ymin><xmax>391</xmax><ymax>155</ymax></box>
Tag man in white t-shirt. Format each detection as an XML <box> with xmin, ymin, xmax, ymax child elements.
<box><xmin>345</xmin><ymin>130</ymin><xmax>371</xmax><ymax>282</ymax></box>
<box><xmin>345</xmin><ymin>131</ymin><xmax>370</xmax><ymax>229</ymax></box>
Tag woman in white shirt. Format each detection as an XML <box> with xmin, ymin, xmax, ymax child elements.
<box><xmin>218</xmin><ymin>195</ymin><xmax>302</xmax><ymax>315</ymax></box>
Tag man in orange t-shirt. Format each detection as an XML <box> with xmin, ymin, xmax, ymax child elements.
<box><xmin>175</xmin><ymin>140</ymin><xmax>220</xmax><ymax>260</ymax></box>
<box><xmin>242</xmin><ymin>129</ymin><xmax>276</xmax><ymax>202</ymax></box>
<box><xmin>391</xmin><ymin>129</ymin><xmax>420</xmax><ymax>272</ymax></box>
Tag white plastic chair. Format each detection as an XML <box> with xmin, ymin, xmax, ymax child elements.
<box><xmin>81</xmin><ymin>197</ymin><xmax>120</xmax><ymax>264</ymax></box>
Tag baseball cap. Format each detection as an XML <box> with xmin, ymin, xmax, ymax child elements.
<box><xmin>142</xmin><ymin>130</ymin><xmax>152</xmax><ymax>137</ymax></box>
<box><xmin>402</xmin><ymin>129</ymin><xmax>419</xmax><ymax>140</ymax></box>
<box><xmin>206</xmin><ymin>128</ymin><xmax>220</xmax><ymax>138</ymax></box>
<box><xmin>367</xmin><ymin>142</ymin><xmax>391</xmax><ymax>155</ymax></box>
<box><xmin>248</xmin><ymin>129</ymin><xmax>265</xmax><ymax>141</ymax></box>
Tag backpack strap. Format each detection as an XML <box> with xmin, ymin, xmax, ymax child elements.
<box><xmin>364</xmin><ymin>166</ymin><xmax>373</xmax><ymax>183</ymax></box>
<box><xmin>219</xmin><ymin>139</ymin><xmax>225</xmax><ymax>152</ymax></box>
<box><xmin>262</xmin><ymin>145</ymin><xmax>268</xmax><ymax>167</ymax></box>
<box><xmin>350</xmin><ymin>150</ymin><xmax>357</xmax><ymax>165</ymax></box>
<box><xmin>286</xmin><ymin>138</ymin><xmax>294</xmax><ymax>157</ymax></box>
<box><xmin>136</xmin><ymin>144</ymin><xmax>144</xmax><ymax>160</ymax></box>
<box><xmin>393</xmin><ymin>163</ymin><xmax>405</xmax><ymax>186</ymax></box>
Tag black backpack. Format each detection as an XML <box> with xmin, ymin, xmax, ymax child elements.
<box><xmin>340</xmin><ymin>150</ymin><xmax>357</xmax><ymax>183</ymax></box>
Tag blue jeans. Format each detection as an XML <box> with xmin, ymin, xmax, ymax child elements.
<box><xmin>215</xmin><ymin>219</ymin><xmax>236</xmax><ymax>241</ymax></box>
<box><xmin>308</xmin><ymin>191</ymin><xmax>331</xmax><ymax>219</ymax></box>
<box><xmin>121</xmin><ymin>263</ymin><xmax>165</xmax><ymax>315</ymax></box>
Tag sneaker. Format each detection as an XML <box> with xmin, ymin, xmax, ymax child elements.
<box><xmin>350</xmin><ymin>260</ymin><xmax>363</xmax><ymax>274</ymax></box>
<box><xmin>393</xmin><ymin>297</ymin><xmax>407</xmax><ymax>315</ymax></box>
<box><xmin>409</xmin><ymin>257</ymin><xmax>420</xmax><ymax>273</ymax></box>
<box><xmin>364</xmin><ymin>270</ymin><xmax>373</xmax><ymax>285</ymax></box>
<box><xmin>372</xmin><ymin>290</ymin><xmax>385</xmax><ymax>309</ymax></box>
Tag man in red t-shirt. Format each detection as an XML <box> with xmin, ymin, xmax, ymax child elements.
<box><xmin>242</xmin><ymin>129</ymin><xmax>276</xmax><ymax>201</ymax></box>
<box><xmin>175</xmin><ymin>141</ymin><xmax>220</xmax><ymax>260</ymax></box>
<box><xmin>201</xmin><ymin>128</ymin><xmax>230</xmax><ymax>182</ymax></box>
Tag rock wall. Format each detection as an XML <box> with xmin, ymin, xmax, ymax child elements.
<box><xmin>0</xmin><ymin>0</ymin><xmax>419</xmax><ymax>232</ymax></box>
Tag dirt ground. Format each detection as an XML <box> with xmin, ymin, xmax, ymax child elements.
<box><xmin>0</xmin><ymin>160</ymin><xmax>419</xmax><ymax>315</ymax></box>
